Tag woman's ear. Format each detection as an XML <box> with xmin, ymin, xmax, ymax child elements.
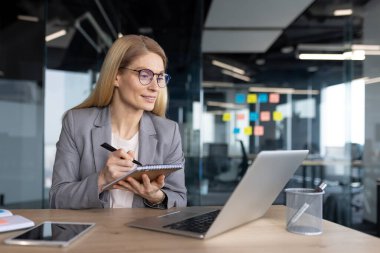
<box><xmin>114</xmin><ymin>74</ymin><xmax>120</xmax><ymax>87</ymax></box>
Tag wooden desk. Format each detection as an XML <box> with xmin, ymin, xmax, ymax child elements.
<box><xmin>1</xmin><ymin>206</ymin><xmax>379</xmax><ymax>253</ymax></box>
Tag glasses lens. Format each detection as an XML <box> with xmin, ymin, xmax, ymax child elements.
<box><xmin>156</xmin><ymin>73</ymin><xmax>171</xmax><ymax>87</ymax></box>
<box><xmin>139</xmin><ymin>69</ymin><xmax>153</xmax><ymax>85</ymax></box>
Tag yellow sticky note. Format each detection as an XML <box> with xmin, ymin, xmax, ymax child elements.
<box><xmin>247</xmin><ymin>94</ymin><xmax>257</xmax><ymax>104</ymax></box>
<box><xmin>222</xmin><ymin>113</ymin><xmax>231</xmax><ymax>122</ymax></box>
<box><xmin>273</xmin><ymin>111</ymin><xmax>283</xmax><ymax>121</ymax></box>
<box><xmin>244</xmin><ymin>126</ymin><xmax>252</xmax><ymax>136</ymax></box>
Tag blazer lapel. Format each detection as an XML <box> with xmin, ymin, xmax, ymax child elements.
<box><xmin>138</xmin><ymin>112</ymin><xmax>157</xmax><ymax>166</ymax></box>
<box><xmin>133</xmin><ymin>112</ymin><xmax>158</xmax><ymax>207</ymax></box>
<box><xmin>91</xmin><ymin>107</ymin><xmax>112</xmax><ymax>172</ymax></box>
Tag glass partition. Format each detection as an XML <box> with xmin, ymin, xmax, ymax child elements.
<box><xmin>201</xmin><ymin>0</ymin><xmax>380</xmax><ymax>233</ymax></box>
<box><xmin>0</xmin><ymin>0</ymin><xmax>45</xmax><ymax>208</ymax></box>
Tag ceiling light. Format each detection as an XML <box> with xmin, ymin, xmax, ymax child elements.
<box><xmin>344</xmin><ymin>50</ymin><xmax>365</xmax><ymax>60</ymax></box>
<box><xmin>362</xmin><ymin>50</ymin><xmax>380</xmax><ymax>55</ymax></box>
<box><xmin>281</xmin><ymin>46</ymin><xmax>294</xmax><ymax>54</ymax></box>
<box><xmin>207</xmin><ymin>101</ymin><xmax>245</xmax><ymax>109</ymax></box>
<box><xmin>203</xmin><ymin>82</ymin><xmax>234</xmax><ymax>88</ymax></box>
<box><xmin>212</xmin><ymin>60</ymin><xmax>245</xmax><ymax>75</ymax></box>
<box><xmin>333</xmin><ymin>9</ymin><xmax>353</xmax><ymax>16</ymax></box>
<box><xmin>17</xmin><ymin>15</ymin><xmax>39</xmax><ymax>22</ymax></box>
<box><xmin>307</xmin><ymin>66</ymin><xmax>318</xmax><ymax>72</ymax></box>
<box><xmin>45</xmin><ymin>29</ymin><xmax>67</xmax><ymax>42</ymax></box>
<box><xmin>365</xmin><ymin>77</ymin><xmax>380</xmax><ymax>85</ymax></box>
<box><xmin>221</xmin><ymin>70</ymin><xmax>251</xmax><ymax>82</ymax></box>
<box><xmin>298</xmin><ymin>51</ymin><xmax>365</xmax><ymax>61</ymax></box>
<box><xmin>249</xmin><ymin>87</ymin><xmax>294</xmax><ymax>94</ymax></box>
<box><xmin>351</xmin><ymin>44</ymin><xmax>380</xmax><ymax>51</ymax></box>
<box><xmin>249</xmin><ymin>86</ymin><xmax>319</xmax><ymax>95</ymax></box>
<box><xmin>255</xmin><ymin>59</ymin><xmax>265</xmax><ymax>65</ymax></box>
<box><xmin>299</xmin><ymin>53</ymin><xmax>345</xmax><ymax>60</ymax></box>
<box><xmin>138</xmin><ymin>27</ymin><xmax>153</xmax><ymax>34</ymax></box>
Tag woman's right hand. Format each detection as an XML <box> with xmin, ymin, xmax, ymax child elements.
<box><xmin>98</xmin><ymin>149</ymin><xmax>136</xmax><ymax>192</ymax></box>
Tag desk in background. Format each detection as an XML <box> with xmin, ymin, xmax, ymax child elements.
<box><xmin>1</xmin><ymin>206</ymin><xmax>379</xmax><ymax>253</ymax></box>
<box><xmin>301</xmin><ymin>159</ymin><xmax>363</xmax><ymax>188</ymax></box>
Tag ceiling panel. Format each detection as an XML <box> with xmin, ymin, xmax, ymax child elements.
<box><xmin>202</xmin><ymin>0</ymin><xmax>314</xmax><ymax>53</ymax></box>
<box><xmin>202</xmin><ymin>30</ymin><xmax>282</xmax><ymax>53</ymax></box>
<box><xmin>205</xmin><ymin>0</ymin><xmax>314</xmax><ymax>28</ymax></box>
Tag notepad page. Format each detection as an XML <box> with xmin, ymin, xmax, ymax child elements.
<box><xmin>136</xmin><ymin>164</ymin><xmax>184</xmax><ymax>170</ymax></box>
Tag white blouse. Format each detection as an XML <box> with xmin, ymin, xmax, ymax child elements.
<box><xmin>109</xmin><ymin>131</ymin><xmax>139</xmax><ymax>208</ymax></box>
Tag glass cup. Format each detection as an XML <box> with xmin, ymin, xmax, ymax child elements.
<box><xmin>285</xmin><ymin>188</ymin><xmax>325</xmax><ymax>235</ymax></box>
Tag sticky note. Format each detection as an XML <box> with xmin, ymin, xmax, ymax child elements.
<box><xmin>222</xmin><ymin>113</ymin><xmax>231</xmax><ymax>122</ymax></box>
<box><xmin>258</xmin><ymin>93</ymin><xmax>268</xmax><ymax>103</ymax></box>
<box><xmin>247</xmin><ymin>94</ymin><xmax>257</xmax><ymax>104</ymax></box>
<box><xmin>254</xmin><ymin>125</ymin><xmax>264</xmax><ymax>136</ymax></box>
<box><xmin>235</xmin><ymin>94</ymin><xmax>245</xmax><ymax>104</ymax></box>
<box><xmin>237</xmin><ymin>113</ymin><xmax>245</xmax><ymax>120</ymax></box>
<box><xmin>273</xmin><ymin>111</ymin><xmax>283</xmax><ymax>121</ymax></box>
<box><xmin>249</xmin><ymin>112</ymin><xmax>258</xmax><ymax>122</ymax></box>
<box><xmin>269</xmin><ymin>93</ymin><xmax>280</xmax><ymax>103</ymax></box>
<box><xmin>244</xmin><ymin>126</ymin><xmax>252</xmax><ymax>136</ymax></box>
<box><xmin>260</xmin><ymin>111</ymin><xmax>270</xmax><ymax>121</ymax></box>
<box><xmin>233</xmin><ymin>128</ymin><xmax>240</xmax><ymax>134</ymax></box>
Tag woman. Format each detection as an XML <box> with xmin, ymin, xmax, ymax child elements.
<box><xmin>49</xmin><ymin>35</ymin><xmax>187</xmax><ymax>209</ymax></box>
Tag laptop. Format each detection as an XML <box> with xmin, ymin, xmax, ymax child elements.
<box><xmin>128</xmin><ymin>150</ymin><xmax>309</xmax><ymax>239</ymax></box>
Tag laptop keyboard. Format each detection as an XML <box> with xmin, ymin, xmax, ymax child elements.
<box><xmin>163</xmin><ymin>210</ymin><xmax>221</xmax><ymax>234</ymax></box>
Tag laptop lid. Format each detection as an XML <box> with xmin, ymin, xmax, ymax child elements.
<box><xmin>128</xmin><ymin>150</ymin><xmax>308</xmax><ymax>239</ymax></box>
<box><xmin>205</xmin><ymin>150</ymin><xmax>308</xmax><ymax>238</ymax></box>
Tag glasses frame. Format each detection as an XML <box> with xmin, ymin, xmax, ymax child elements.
<box><xmin>120</xmin><ymin>67</ymin><xmax>170</xmax><ymax>88</ymax></box>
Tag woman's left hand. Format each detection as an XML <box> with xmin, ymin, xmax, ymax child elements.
<box><xmin>113</xmin><ymin>174</ymin><xmax>166</xmax><ymax>204</ymax></box>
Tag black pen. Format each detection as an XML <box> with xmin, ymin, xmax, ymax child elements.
<box><xmin>101</xmin><ymin>142</ymin><xmax>143</xmax><ymax>166</ymax></box>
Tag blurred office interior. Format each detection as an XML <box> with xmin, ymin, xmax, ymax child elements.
<box><xmin>0</xmin><ymin>0</ymin><xmax>379</xmax><ymax>237</ymax></box>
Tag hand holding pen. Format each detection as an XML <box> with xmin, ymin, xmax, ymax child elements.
<box><xmin>101</xmin><ymin>143</ymin><xmax>143</xmax><ymax>166</ymax></box>
<box><xmin>97</xmin><ymin>143</ymin><xmax>142</xmax><ymax>192</ymax></box>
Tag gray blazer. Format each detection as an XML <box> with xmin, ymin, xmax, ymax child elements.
<box><xmin>49</xmin><ymin>107</ymin><xmax>187</xmax><ymax>209</ymax></box>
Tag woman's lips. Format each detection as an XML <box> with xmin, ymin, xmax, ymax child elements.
<box><xmin>141</xmin><ymin>95</ymin><xmax>156</xmax><ymax>103</ymax></box>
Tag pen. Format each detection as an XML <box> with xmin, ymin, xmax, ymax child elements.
<box><xmin>100</xmin><ymin>142</ymin><xmax>143</xmax><ymax>166</ymax></box>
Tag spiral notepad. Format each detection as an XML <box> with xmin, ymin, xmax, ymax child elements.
<box><xmin>102</xmin><ymin>163</ymin><xmax>183</xmax><ymax>191</ymax></box>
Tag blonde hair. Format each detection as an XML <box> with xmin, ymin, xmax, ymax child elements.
<box><xmin>74</xmin><ymin>35</ymin><xmax>168</xmax><ymax>117</ymax></box>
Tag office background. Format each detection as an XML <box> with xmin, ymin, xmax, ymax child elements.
<box><xmin>0</xmin><ymin>0</ymin><xmax>379</xmax><ymax>237</ymax></box>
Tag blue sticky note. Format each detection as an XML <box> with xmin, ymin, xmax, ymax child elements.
<box><xmin>233</xmin><ymin>128</ymin><xmax>240</xmax><ymax>134</ymax></box>
<box><xmin>258</xmin><ymin>93</ymin><xmax>268</xmax><ymax>103</ymax></box>
<box><xmin>235</xmin><ymin>94</ymin><xmax>245</xmax><ymax>104</ymax></box>
<box><xmin>249</xmin><ymin>112</ymin><xmax>258</xmax><ymax>122</ymax></box>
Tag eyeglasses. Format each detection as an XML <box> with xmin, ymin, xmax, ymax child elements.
<box><xmin>120</xmin><ymin>67</ymin><xmax>171</xmax><ymax>88</ymax></box>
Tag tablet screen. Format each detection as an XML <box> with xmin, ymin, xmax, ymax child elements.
<box><xmin>6</xmin><ymin>222</ymin><xmax>95</xmax><ymax>247</ymax></box>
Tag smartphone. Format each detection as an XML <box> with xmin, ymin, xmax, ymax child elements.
<box><xmin>4</xmin><ymin>221</ymin><xmax>95</xmax><ymax>247</ymax></box>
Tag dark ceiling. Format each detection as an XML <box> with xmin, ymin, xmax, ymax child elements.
<box><xmin>203</xmin><ymin>0</ymin><xmax>370</xmax><ymax>89</ymax></box>
<box><xmin>45</xmin><ymin>0</ymin><xmax>203</xmax><ymax>73</ymax></box>
<box><xmin>0</xmin><ymin>0</ymin><xmax>372</xmax><ymax>89</ymax></box>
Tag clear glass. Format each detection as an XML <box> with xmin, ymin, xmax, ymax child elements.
<box><xmin>44</xmin><ymin>69</ymin><xmax>93</xmax><ymax>202</ymax></box>
<box><xmin>0</xmin><ymin>79</ymin><xmax>44</xmax><ymax>208</ymax></box>
<box><xmin>0</xmin><ymin>0</ymin><xmax>45</xmax><ymax>208</ymax></box>
<box><xmin>199</xmin><ymin>0</ymin><xmax>380</xmax><ymax>235</ymax></box>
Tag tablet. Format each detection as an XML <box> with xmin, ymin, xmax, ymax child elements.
<box><xmin>4</xmin><ymin>221</ymin><xmax>95</xmax><ymax>247</ymax></box>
